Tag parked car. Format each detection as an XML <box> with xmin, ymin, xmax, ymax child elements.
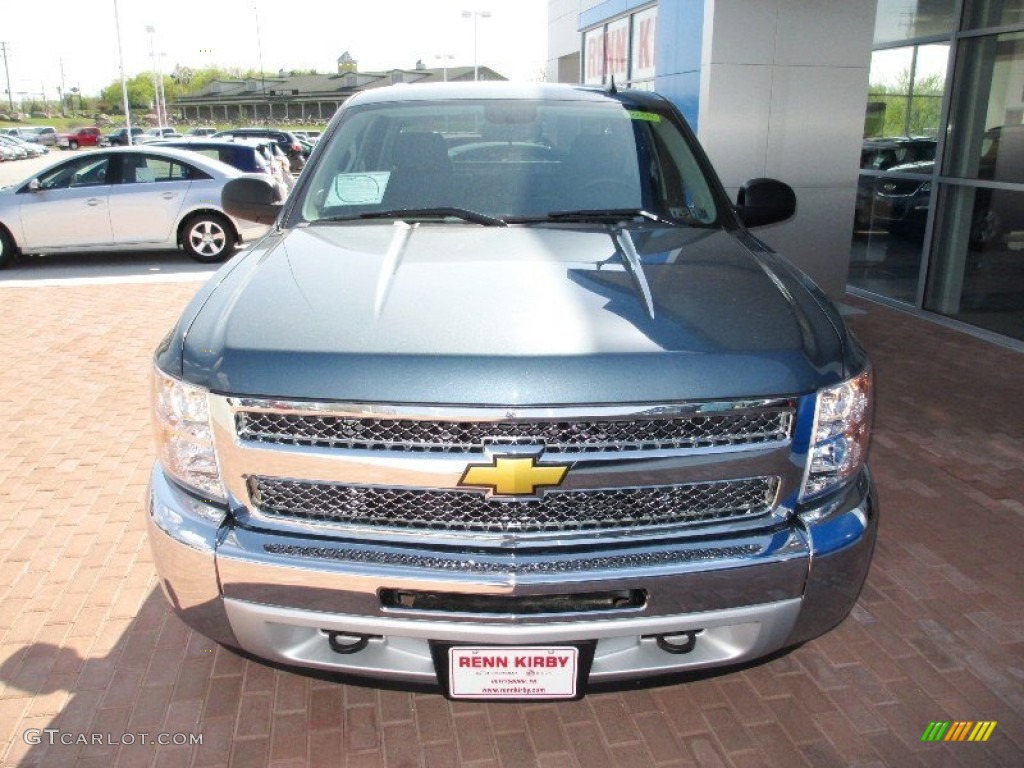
<box><xmin>185</xmin><ymin>126</ymin><xmax>218</xmax><ymax>137</ymax></box>
<box><xmin>145</xmin><ymin>127</ymin><xmax>182</xmax><ymax>140</ymax></box>
<box><xmin>6</xmin><ymin>127</ymin><xmax>38</xmax><ymax>141</ymax></box>
<box><xmin>0</xmin><ymin>136</ymin><xmax>29</xmax><ymax>160</ymax></box>
<box><xmin>148</xmin><ymin>82</ymin><xmax>877</xmax><ymax>698</ymax></box>
<box><xmin>155</xmin><ymin>137</ymin><xmax>292</xmax><ymax>199</ymax></box>
<box><xmin>58</xmin><ymin>126</ymin><xmax>104</xmax><ymax>150</ymax></box>
<box><xmin>5</xmin><ymin>135</ymin><xmax>49</xmax><ymax>156</ymax></box>
<box><xmin>151</xmin><ymin>137</ymin><xmax>279</xmax><ymax>179</ymax></box>
<box><xmin>103</xmin><ymin>127</ymin><xmax>148</xmax><ymax>146</ymax></box>
<box><xmin>8</xmin><ymin>126</ymin><xmax>58</xmax><ymax>146</ymax></box>
<box><xmin>212</xmin><ymin>127</ymin><xmax>306</xmax><ymax>172</ymax></box>
<box><xmin>0</xmin><ymin>146</ymin><xmax>269</xmax><ymax>268</ymax></box>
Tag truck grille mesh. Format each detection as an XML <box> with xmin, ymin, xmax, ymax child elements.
<box><xmin>248</xmin><ymin>476</ymin><xmax>778</xmax><ymax>534</ymax></box>
<box><xmin>261</xmin><ymin>543</ymin><xmax>763</xmax><ymax>573</ymax></box>
<box><xmin>236</xmin><ymin>409</ymin><xmax>793</xmax><ymax>453</ymax></box>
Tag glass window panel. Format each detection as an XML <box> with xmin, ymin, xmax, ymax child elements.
<box><xmin>866</xmin><ymin>44</ymin><xmax>949</xmax><ymax>138</ymax></box>
<box><xmin>605</xmin><ymin>17</ymin><xmax>629</xmax><ymax>84</ymax></box>
<box><xmin>849</xmin><ymin>172</ymin><xmax>931</xmax><ymax>303</ymax></box>
<box><xmin>925</xmin><ymin>184</ymin><xmax>1024</xmax><ymax>340</ymax></box>
<box><xmin>583</xmin><ymin>27</ymin><xmax>605</xmax><ymax>85</ymax></box>
<box><xmin>944</xmin><ymin>32</ymin><xmax>1024</xmax><ymax>182</ymax></box>
<box><xmin>630</xmin><ymin>6</ymin><xmax>657</xmax><ymax>82</ymax></box>
<box><xmin>965</xmin><ymin>0</ymin><xmax>1024</xmax><ymax>29</ymax></box>
<box><xmin>874</xmin><ymin>0</ymin><xmax>955</xmax><ymax>46</ymax></box>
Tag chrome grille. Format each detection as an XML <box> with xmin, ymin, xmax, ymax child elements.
<box><xmin>236</xmin><ymin>409</ymin><xmax>794</xmax><ymax>453</ymax></box>
<box><xmin>248</xmin><ymin>476</ymin><xmax>779</xmax><ymax>534</ymax></box>
<box><xmin>261</xmin><ymin>543</ymin><xmax>763</xmax><ymax>573</ymax></box>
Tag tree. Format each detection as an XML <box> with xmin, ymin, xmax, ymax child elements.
<box><xmin>100</xmin><ymin>73</ymin><xmax>158</xmax><ymax>112</ymax></box>
<box><xmin>100</xmin><ymin>66</ymin><xmax>274</xmax><ymax>114</ymax></box>
<box><xmin>867</xmin><ymin>69</ymin><xmax>944</xmax><ymax>138</ymax></box>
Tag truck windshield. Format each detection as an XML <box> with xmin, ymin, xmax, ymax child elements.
<box><xmin>297</xmin><ymin>99</ymin><xmax>720</xmax><ymax>226</ymax></box>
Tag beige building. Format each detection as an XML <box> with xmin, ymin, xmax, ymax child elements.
<box><xmin>173</xmin><ymin>57</ymin><xmax>505</xmax><ymax>124</ymax></box>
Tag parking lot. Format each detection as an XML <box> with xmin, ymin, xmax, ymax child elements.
<box><xmin>0</xmin><ymin>150</ymin><xmax>1022</xmax><ymax>765</ymax></box>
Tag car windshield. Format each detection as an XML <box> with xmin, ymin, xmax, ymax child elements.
<box><xmin>296</xmin><ymin>98</ymin><xmax>719</xmax><ymax>226</ymax></box>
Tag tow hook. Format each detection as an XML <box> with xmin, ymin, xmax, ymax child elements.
<box><xmin>324</xmin><ymin>631</ymin><xmax>373</xmax><ymax>654</ymax></box>
<box><xmin>654</xmin><ymin>630</ymin><xmax>699</xmax><ymax>654</ymax></box>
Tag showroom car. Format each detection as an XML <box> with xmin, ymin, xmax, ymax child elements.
<box><xmin>0</xmin><ymin>146</ymin><xmax>269</xmax><ymax>268</ymax></box>
<box><xmin>149</xmin><ymin>82</ymin><xmax>877</xmax><ymax>697</ymax></box>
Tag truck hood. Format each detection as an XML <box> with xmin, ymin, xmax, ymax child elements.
<box><xmin>181</xmin><ymin>223</ymin><xmax>845</xmax><ymax>404</ymax></box>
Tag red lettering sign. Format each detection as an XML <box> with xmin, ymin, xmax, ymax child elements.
<box><xmin>639</xmin><ymin>18</ymin><xmax>653</xmax><ymax>69</ymax></box>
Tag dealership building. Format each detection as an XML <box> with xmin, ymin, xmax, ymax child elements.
<box><xmin>549</xmin><ymin>1</ymin><xmax>1024</xmax><ymax>347</ymax></box>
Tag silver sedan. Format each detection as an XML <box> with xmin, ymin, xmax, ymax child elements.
<box><xmin>0</xmin><ymin>146</ymin><xmax>271</xmax><ymax>268</ymax></box>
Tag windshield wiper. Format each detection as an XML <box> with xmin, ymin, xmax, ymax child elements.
<box><xmin>355</xmin><ymin>207</ymin><xmax>507</xmax><ymax>226</ymax></box>
<box><xmin>508</xmin><ymin>209</ymin><xmax>685</xmax><ymax>226</ymax></box>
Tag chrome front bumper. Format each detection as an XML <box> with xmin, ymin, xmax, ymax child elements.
<box><xmin>147</xmin><ymin>464</ymin><xmax>877</xmax><ymax>686</ymax></box>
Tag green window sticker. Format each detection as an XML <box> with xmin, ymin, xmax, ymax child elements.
<box><xmin>628</xmin><ymin>110</ymin><xmax>661</xmax><ymax>123</ymax></box>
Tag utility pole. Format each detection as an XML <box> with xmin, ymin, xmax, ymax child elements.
<box><xmin>0</xmin><ymin>42</ymin><xmax>14</xmax><ymax>114</ymax></box>
<box><xmin>59</xmin><ymin>59</ymin><xmax>67</xmax><ymax>117</ymax></box>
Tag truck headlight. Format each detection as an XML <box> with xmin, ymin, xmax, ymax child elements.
<box><xmin>152</xmin><ymin>366</ymin><xmax>225</xmax><ymax>501</ymax></box>
<box><xmin>801</xmin><ymin>368</ymin><xmax>873</xmax><ymax>501</ymax></box>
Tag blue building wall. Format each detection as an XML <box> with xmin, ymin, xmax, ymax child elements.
<box><xmin>652</xmin><ymin>0</ymin><xmax>704</xmax><ymax>131</ymax></box>
<box><xmin>579</xmin><ymin>0</ymin><xmax>655</xmax><ymax>29</ymax></box>
<box><xmin>578</xmin><ymin>0</ymin><xmax>706</xmax><ymax>131</ymax></box>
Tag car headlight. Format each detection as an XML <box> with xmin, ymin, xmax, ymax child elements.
<box><xmin>152</xmin><ymin>366</ymin><xmax>225</xmax><ymax>501</ymax></box>
<box><xmin>801</xmin><ymin>368</ymin><xmax>873</xmax><ymax>501</ymax></box>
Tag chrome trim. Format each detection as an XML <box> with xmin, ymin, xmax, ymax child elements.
<box><xmin>221</xmin><ymin>597</ymin><xmax>805</xmax><ymax>684</ymax></box>
<box><xmin>222</xmin><ymin>396</ymin><xmax>796</xmax><ymax>421</ymax></box>
<box><xmin>247</xmin><ymin>475</ymin><xmax>780</xmax><ymax>535</ymax></box>
<box><xmin>214</xmin><ymin>523</ymin><xmax>810</xmax><ymax>619</ymax></box>
<box><xmin>146</xmin><ymin>456</ymin><xmax>876</xmax><ymax>684</ymax></box>
<box><xmin>146</xmin><ymin>466</ymin><xmax>239</xmax><ymax>648</ymax></box>
<box><xmin>208</xmin><ymin>395</ymin><xmax>806</xmax><ymax>545</ymax></box>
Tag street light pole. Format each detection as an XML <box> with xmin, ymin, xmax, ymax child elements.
<box><xmin>146</xmin><ymin>26</ymin><xmax>160</xmax><ymax>126</ymax></box>
<box><xmin>113</xmin><ymin>0</ymin><xmax>132</xmax><ymax>144</ymax></box>
<box><xmin>434</xmin><ymin>54</ymin><xmax>454</xmax><ymax>82</ymax></box>
<box><xmin>461</xmin><ymin>10</ymin><xmax>491</xmax><ymax>81</ymax></box>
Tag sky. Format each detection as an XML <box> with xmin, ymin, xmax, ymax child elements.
<box><xmin>1</xmin><ymin>0</ymin><xmax>549</xmax><ymax>103</ymax></box>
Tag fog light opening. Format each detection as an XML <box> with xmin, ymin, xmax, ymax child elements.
<box><xmin>654</xmin><ymin>630</ymin><xmax>699</xmax><ymax>655</ymax></box>
<box><xmin>324</xmin><ymin>631</ymin><xmax>373</xmax><ymax>655</ymax></box>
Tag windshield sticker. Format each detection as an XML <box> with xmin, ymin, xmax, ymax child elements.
<box><xmin>327</xmin><ymin>172</ymin><xmax>391</xmax><ymax>206</ymax></box>
<box><xmin>627</xmin><ymin>111</ymin><xmax>661</xmax><ymax>123</ymax></box>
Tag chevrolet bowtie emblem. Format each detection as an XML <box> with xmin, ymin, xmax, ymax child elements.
<box><xmin>459</xmin><ymin>455</ymin><xmax>569</xmax><ymax>496</ymax></box>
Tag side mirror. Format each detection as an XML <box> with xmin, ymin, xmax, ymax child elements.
<box><xmin>28</xmin><ymin>178</ymin><xmax>40</xmax><ymax>192</ymax></box>
<box><xmin>735</xmin><ymin>178</ymin><xmax>796</xmax><ymax>228</ymax></box>
<box><xmin>222</xmin><ymin>175</ymin><xmax>283</xmax><ymax>225</ymax></box>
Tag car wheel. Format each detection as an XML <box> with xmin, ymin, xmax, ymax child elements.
<box><xmin>69</xmin><ymin>140</ymin><xmax>79</xmax><ymax>150</ymax></box>
<box><xmin>0</xmin><ymin>227</ymin><xmax>17</xmax><ymax>269</ymax></box>
<box><xmin>181</xmin><ymin>213</ymin><xmax>236</xmax><ymax>263</ymax></box>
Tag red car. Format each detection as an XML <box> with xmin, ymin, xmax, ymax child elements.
<box><xmin>58</xmin><ymin>127</ymin><xmax>103</xmax><ymax>150</ymax></box>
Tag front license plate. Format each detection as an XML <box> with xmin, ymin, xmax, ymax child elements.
<box><xmin>448</xmin><ymin>646</ymin><xmax>579</xmax><ymax>700</ymax></box>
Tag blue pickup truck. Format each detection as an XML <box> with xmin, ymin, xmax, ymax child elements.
<box><xmin>147</xmin><ymin>82</ymin><xmax>876</xmax><ymax>700</ymax></box>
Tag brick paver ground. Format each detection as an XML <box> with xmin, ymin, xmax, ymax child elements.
<box><xmin>0</xmin><ymin>274</ymin><xmax>1021</xmax><ymax>767</ymax></box>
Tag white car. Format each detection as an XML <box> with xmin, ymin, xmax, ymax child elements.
<box><xmin>0</xmin><ymin>146</ymin><xmax>270</xmax><ymax>268</ymax></box>
<box><xmin>1</xmin><ymin>135</ymin><xmax>47</xmax><ymax>157</ymax></box>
